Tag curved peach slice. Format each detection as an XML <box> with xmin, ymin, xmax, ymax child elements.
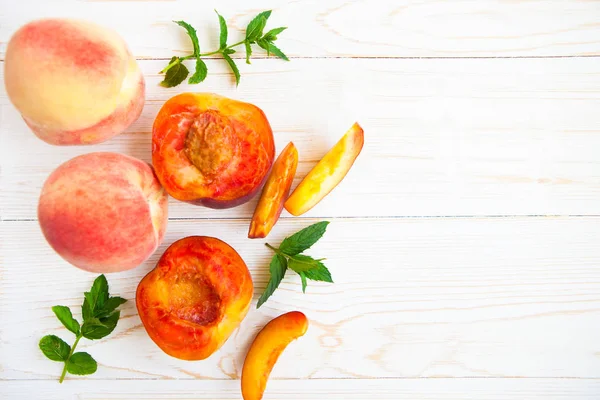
<box><xmin>249</xmin><ymin>142</ymin><xmax>299</xmax><ymax>238</ymax></box>
<box><xmin>284</xmin><ymin>123</ymin><xmax>364</xmax><ymax>216</ymax></box>
<box><xmin>241</xmin><ymin>311</ymin><xmax>308</xmax><ymax>400</ymax></box>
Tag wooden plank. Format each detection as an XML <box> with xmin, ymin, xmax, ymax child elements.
<box><xmin>2</xmin><ymin>57</ymin><xmax>600</xmax><ymax>220</ymax></box>
<box><xmin>2</xmin><ymin>217</ymin><xmax>600</xmax><ymax>380</ymax></box>
<box><xmin>2</xmin><ymin>378</ymin><xmax>600</xmax><ymax>400</ymax></box>
<box><xmin>1</xmin><ymin>0</ymin><xmax>600</xmax><ymax>59</ymax></box>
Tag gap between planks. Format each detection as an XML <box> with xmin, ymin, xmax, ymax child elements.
<box><xmin>2</xmin><ymin>215</ymin><xmax>600</xmax><ymax>223</ymax></box>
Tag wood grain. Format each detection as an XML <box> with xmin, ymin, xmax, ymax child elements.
<box><xmin>2</xmin><ymin>58</ymin><xmax>600</xmax><ymax>220</ymax></box>
<box><xmin>1</xmin><ymin>0</ymin><xmax>600</xmax><ymax>59</ymax></box>
<box><xmin>2</xmin><ymin>379</ymin><xmax>600</xmax><ymax>400</ymax></box>
<box><xmin>2</xmin><ymin>217</ymin><xmax>600</xmax><ymax>380</ymax></box>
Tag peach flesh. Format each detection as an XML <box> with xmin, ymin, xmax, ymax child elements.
<box><xmin>136</xmin><ymin>236</ymin><xmax>254</xmax><ymax>360</ymax></box>
<box><xmin>152</xmin><ymin>93</ymin><xmax>275</xmax><ymax>208</ymax></box>
<box><xmin>241</xmin><ymin>311</ymin><xmax>309</xmax><ymax>400</ymax></box>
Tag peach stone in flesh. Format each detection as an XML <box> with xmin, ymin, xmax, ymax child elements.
<box><xmin>136</xmin><ymin>236</ymin><xmax>254</xmax><ymax>360</ymax></box>
<box><xmin>152</xmin><ymin>93</ymin><xmax>275</xmax><ymax>208</ymax></box>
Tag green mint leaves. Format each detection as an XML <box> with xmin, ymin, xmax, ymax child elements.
<box><xmin>160</xmin><ymin>10</ymin><xmax>288</xmax><ymax>87</ymax></box>
<box><xmin>39</xmin><ymin>275</ymin><xmax>126</xmax><ymax>383</ymax></box>
<box><xmin>257</xmin><ymin>222</ymin><xmax>333</xmax><ymax>308</ymax></box>
<box><xmin>160</xmin><ymin>56</ymin><xmax>190</xmax><ymax>88</ymax></box>
<box><xmin>279</xmin><ymin>221</ymin><xmax>329</xmax><ymax>255</ymax></box>
<box><xmin>39</xmin><ymin>335</ymin><xmax>71</xmax><ymax>362</ymax></box>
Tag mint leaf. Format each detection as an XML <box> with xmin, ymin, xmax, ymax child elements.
<box><xmin>256</xmin><ymin>39</ymin><xmax>270</xmax><ymax>56</ymax></box>
<box><xmin>222</xmin><ymin>53</ymin><xmax>240</xmax><ymax>86</ymax></box>
<box><xmin>160</xmin><ymin>57</ymin><xmax>189</xmax><ymax>88</ymax></box>
<box><xmin>288</xmin><ymin>254</ymin><xmax>325</xmax><ymax>272</ymax></box>
<box><xmin>81</xmin><ymin>311</ymin><xmax>120</xmax><ymax>340</ymax></box>
<box><xmin>174</xmin><ymin>20</ymin><xmax>200</xmax><ymax>56</ymax></box>
<box><xmin>300</xmin><ymin>272</ymin><xmax>307</xmax><ymax>293</ymax></box>
<box><xmin>42</xmin><ymin>275</ymin><xmax>127</xmax><ymax>383</ymax></box>
<box><xmin>189</xmin><ymin>57</ymin><xmax>208</xmax><ymax>84</ymax></box>
<box><xmin>52</xmin><ymin>306</ymin><xmax>80</xmax><ymax>336</ymax></box>
<box><xmin>304</xmin><ymin>264</ymin><xmax>333</xmax><ymax>283</ymax></box>
<box><xmin>258</xmin><ymin>40</ymin><xmax>289</xmax><ymax>61</ymax></box>
<box><xmin>257</xmin><ymin>255</ymin><xmax>287</xmax><ymax>308</ymax></box>
<box><xmin>224</xmin><ymin>48</ymin><xmax>236</xmax><ymax>55</ymax></box>
<box><xmin>215</xmin><ymin>10</ymin><xmax>227</xmax><ymax>50</ymax></box>
<box><xmin>245</xmin><ymin>41</ymin><xmax>252</xmax><ymax>64</ymax></box>
<box><xmin>66</xmin><ymin>352</ymin><xmax>97</xmax><ymax>375</ymax></box>
<box><xmin>266</xmin><ymin>42</ymin><xmax>289</xmax><ymax>61</ymax></box>
<box><xmin>94</xmin><ymin>297</ymin><xmax>127</xmax><ymax>319</ymax></box>
<box><xmin>39</xmin><ymin>335</ymin><xmax>70</xmax><ymax>362</ymax></box>
<box><xmin>262</xmin><ymin>27</ymin><xmax>287</xmax><ymax>42</ymax></box>
<box><xmin>82</xmin><ymin>275</ymin><xmax>109</xmax><ymax>320</ymax></box>
<box><xmin>246</xmin><ymin>10</ymin><xmax>271</xmax><ymax>42</ymax></box>
<box><xmin>279</xmin><ymin>221</ymin><xmax>329</xmax><ymax>255</ymax></box>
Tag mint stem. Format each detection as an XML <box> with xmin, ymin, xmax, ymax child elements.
<box><xmin>59</xmin><ymin>335</ymin><xmax>81</xmax><ymax>384</ymax></box>
<box><xmin>161</xmin><ymin>40</ymin><xmax>248</xmax><ymax>74</ymax></box>
<box><xmin>265</xmin><ymin>243</ymin><xmax>286</xmax><ymax>257</ymax></box>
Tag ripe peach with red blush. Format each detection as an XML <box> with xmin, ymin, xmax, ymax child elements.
<box><xmin>4</xmin><ymin>18</ymin><xmax>145</xmax><ymax>145</ymax></box>
<box><xmin>38</xmin><ymin>152</ymin><xmax>168</xmax><ymax>273</ymax></box>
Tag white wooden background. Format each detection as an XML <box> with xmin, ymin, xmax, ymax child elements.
<box><xmin>1</xmin><ymin>0</ymin><xmax>600</xmax><ymax>399</ymax></box>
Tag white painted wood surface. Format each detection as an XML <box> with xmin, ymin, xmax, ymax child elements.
<box><xmin>2</xmin><ymin>0</ymin><xmax>600</xmax><ymax>399</ymax></box>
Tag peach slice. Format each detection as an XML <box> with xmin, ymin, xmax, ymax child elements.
<box><xmin>152</xmin><ymin>93</ymin><xmax>275</xmax><ymax>208</ymax></box>
<box><xmin>248</xmin><ymin>142</ymin><xmax>299</xmax><ymax>238</ymax></box>
<box><xmin>284</xmin><ymin>123</ymin><xmax>364</xmax><ymax>216</ymax></box>
<box><xmin>136</xmin><ymin>236</ymin><xmax>253</xmax><ymax>360</ymax></box>
<box><xmin>241</xmin><ymin>311</ymin><xmax>308</xmax><ymax>400</ymax></box>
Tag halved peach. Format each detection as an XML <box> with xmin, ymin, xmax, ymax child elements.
<box><xmin>284</xmin><ymin>123</ymin><xmax>364</xmax><ymax>216</ymax></box>
<box><xmin>136</xmin><ymin>236</ymin><xmax>253</xmax><ymax>360</ymax></box>
<box><xmin>152</xmin><ymin>93</ymin><xmax>275</xmax><ymax>208</ymax></box>
<box><xmin>241</xmin><ymin>311</ymin><xmax>308</xmax><ymax>400</ymax></box>
<box><xmin>248</xmin><ymin>142</ymin><xmax>298</xmax><ymax>238</ymax></box>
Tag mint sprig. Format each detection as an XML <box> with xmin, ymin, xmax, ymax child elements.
<box><xmin>257</xmin><ymin>222</ymin><xmax>333</xmax><ymax>308</ymax></box>
<box><xmin>39</xmin><ymin>275</ymin><xmax>126</xmax><ymax>383</ymax></box>
<box><xmin>160</xmin><ymin>9</ymin><xmax>288</xmax><ymax>87</ymax></box>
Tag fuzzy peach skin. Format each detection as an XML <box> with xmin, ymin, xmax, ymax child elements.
<box><xmin>248</xmin><ymin>142</ymin><xmax>298</xmax><ymax>238</ymax></box>
<box><xmin>4</xmin><ymin>18</ymin><xmax>145</xmax><ymax>145</ymax></box>
<box><xmin>152</xmin><ymin>93</ymin><xmax>275</xmax><ymax>208</ymax></box>
<box><xmin>38</xmin><ymin>152</ymin><xmax>168</xmax><ymax>273</ymax></box>
<box><xmin>136</xmin><ymin>236</ymin><xmax>254</xmax><ymax>360</ymax></box>
<box><xmin>241</xmin><ymin>311</ymin><xmax>309</xmax><ymax>400</ymax></box>
<box><xmin>285</xmin><ymin>123</ymin><xmax>364</xmax><ymax>216</ymax></box>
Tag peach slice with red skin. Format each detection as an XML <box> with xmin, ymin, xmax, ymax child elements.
<box><xmin>152</xmin><ymin>93</ymin><xmax>275</xmax><ymax>208</ymax></box>
<box><xmin>136</xmin><ymin>236</ymin><xmax>253</xmax><ymax>360</ymax></box>
<box><xmin>284</xmin><ymin>123</ymin><xmax>364</xmax><ymax>216</ymax></box>
<box><xmin>242</xmin><ymin>311</ymin><xmax>309</xmax><ymax>400</ymax></box>
<box><xmin>248</xmin><ymin>142</ymin><xmax>299</xmax><ymax>238</ymax></box>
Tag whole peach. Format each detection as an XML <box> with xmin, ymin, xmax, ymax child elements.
<box><xmin>4</xmin><ymin>19</ymin><xmax>145</xmax><ymax>145</ymax></box>
<box><xmin>38</xmin><ymin>152</ymin><xmax>168</xmax><ymax>273</ymax></box>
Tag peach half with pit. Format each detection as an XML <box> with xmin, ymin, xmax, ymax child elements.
<box><xmin>152</xmin><ymin>93</ymin><xmax>275</xmax><ymax>208</ymax></box>
<box><xmin>136</xmin><ymin>236</ymin><xmax>254</xmax><ymax>360</ymax></box>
